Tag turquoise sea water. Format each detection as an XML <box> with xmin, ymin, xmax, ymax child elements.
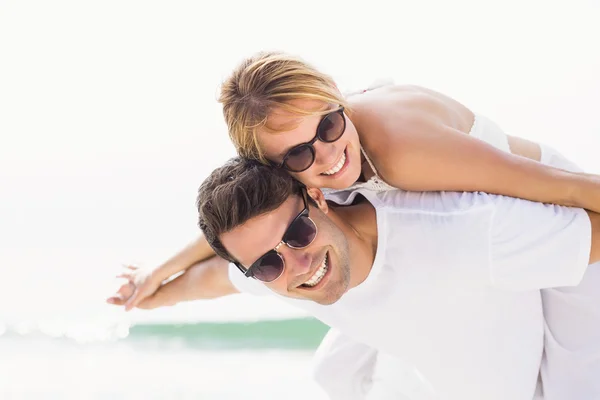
<box><xmin>127</xmin><ymin>318</ymin><xmax>330</xmax><ymax>350</ymax></box>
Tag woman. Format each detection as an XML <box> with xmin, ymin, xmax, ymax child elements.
<box><xmin>108</xmin><ymin>50</ymin><xmax>600</xmax><ymax>310</ymax></box>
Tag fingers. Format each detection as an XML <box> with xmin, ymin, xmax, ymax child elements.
<box><xmin>118</xmin><ymin>264</ymin><xmax>139</xmax><ymax>280</ymax></box>
<box><xmin>122</xmin><ymin>263</ymin><xmax>139</xmax><ymax>271</ymax></box>
<box><xmin>106</xmin><ymin>295</ymin><xmax>125</xmax><ymax>305</ymax></box>
<box><xmin>108</xmin><ymin>263</ymin><xmax>152</xmax><ymax>311</ymax></box>
<box><xmin>116</xmin><ymin>272</ymin><xmax>132</xmax><ymax>280</ymax></box>
<box><xmin>106</xmin><ymin>280</ymin><xmax>135</xmax><ymax>307</ymax></box>
<box><xmin>124</xmin><ymin>288</ymin><xmax>139</xmax><ymax>312</ymax></box>
<box><xmin>116</xmin><ymin>263</ymin><xmax>138</xmax><ymax>281</ymax></box>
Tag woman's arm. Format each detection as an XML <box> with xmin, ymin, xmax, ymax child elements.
<box><xmin>356</xmin><ymin>91</ymin><xmax>600</xmax><ymax>212</ymax></box>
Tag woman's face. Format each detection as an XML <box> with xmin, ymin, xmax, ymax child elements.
<box><xmin>257</xmin><ymin>99</ymin><xmax>363</xmax><ymax>190</ymax></box>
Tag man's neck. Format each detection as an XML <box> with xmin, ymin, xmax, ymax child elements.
<box><xmin>330</xmin><ymin>195</ymin><xmax>379</xmax><ymax>289</ymax></box>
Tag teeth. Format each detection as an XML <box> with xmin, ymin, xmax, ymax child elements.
<box><xmin>322</xmin><ymin>151</ymin><xmax>346</xmax><ymax>176</ymax></box>
<box><xmin>303</xmin><ymin>254</ymin><xmax>328</xmax><ymax>287</ymax></box>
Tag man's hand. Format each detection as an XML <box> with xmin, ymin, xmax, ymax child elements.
<box><xmin>106</xmin><ymin>256</ymin><xmax>238</xmax><ymax>311</ymax></box>
<box><xmin>106</xmin><ymin>265</ymin><xmax>163</xmax><ymax>310</ymax></box>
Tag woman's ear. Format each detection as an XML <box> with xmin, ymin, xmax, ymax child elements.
<box><xmin>307</xmin><ymin>188</ymin><xmax>329</xmax><ymax>214</ymax></box>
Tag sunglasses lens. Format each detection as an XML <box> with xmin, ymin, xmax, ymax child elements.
<box><xmin>318</xmin><ymin>111</ymin><xmax>345</xmax><ymax>142</ymax></box>
<box><xmin>284</xmin><ymin>215</ymin><xmax>317</xmax><ymax>249</ymax></box>
<box><xmin>284</xmin><ymin>144</ymin><xmax>314</xmax><ymax>172</ymax></box>
<box><xmin>253</xmin><ymin>252</ymin><xmax>284</xmax><ymax>282</ymax></box>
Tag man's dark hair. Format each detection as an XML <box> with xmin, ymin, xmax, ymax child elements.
<box><xmin>197</xmin><ymin>157</ymin><xmax>303</xmax><ymax>262</ymax></box>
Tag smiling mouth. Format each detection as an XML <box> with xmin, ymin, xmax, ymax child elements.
<box><xmin>321</xmin><ymin>149</ymin><xmax>347</xmax><ymax>176</ymax></box>
<box><xmin>300</xmin><ymin>253</ymin><xmax>328</xmax><ymax>288</ymax></box>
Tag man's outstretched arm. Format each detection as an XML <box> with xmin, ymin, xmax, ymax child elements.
<box><xmin>108</xmin><ymin>255</ymin><xmax>238</xmax><ymax>310</ymax></box>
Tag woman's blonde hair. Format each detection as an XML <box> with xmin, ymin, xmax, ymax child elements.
<box><xmin>219</xmin><ymin>51</ymin><xmax>348</xmax><ymax>163</ymax></box>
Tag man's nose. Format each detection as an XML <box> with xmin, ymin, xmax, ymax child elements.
<box><xmin>280</xmin><ymin>246</ymin><xmax>312</xmax><ymax>279</ymax></box>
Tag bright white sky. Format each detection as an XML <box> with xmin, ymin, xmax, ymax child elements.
<box><xmin>0</xmin><ymin>0</ymin><xmax>599</xmax><ymax>326</ymax></box>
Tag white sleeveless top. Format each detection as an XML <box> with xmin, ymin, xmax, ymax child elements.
<box><xmin>324</xmin><ymin>112</ymin><xmax>510</xmax><ymax>196</ymax></box>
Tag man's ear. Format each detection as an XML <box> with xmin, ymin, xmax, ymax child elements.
<box><xmin>307</xmin><ymin>188</ymin><xmax>329</xmax><ymax>214</ymax></box>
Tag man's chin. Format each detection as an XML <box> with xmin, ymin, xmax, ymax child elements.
<box><xmin>291</xmin><ymin>294</ymin><xmax>339</xmax><ymax>306</ymax></box>
<box><xmin>315</xmin><ymin>297</ymin><xmax>340</xmax><ymax>306</ymax></box>
<box><xmin>313</xmin><ymin>288</ymin><xmax>345</xmax><ymax>306</ymax></box>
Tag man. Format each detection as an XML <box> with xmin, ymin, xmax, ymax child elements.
<box><xmin>199</xmin><ymin>156</ymin><xmax>600</xmax><ymax>399</ymax></box>
<box><xmin>113</xmin><ymin>156</ymin><xmax>599</xmax><ymax>399</ymax></box>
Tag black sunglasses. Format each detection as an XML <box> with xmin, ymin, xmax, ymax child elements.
<box><xmin>233</xmin><ymin>187</ymin><xmax>318</xmax><ymax>282</ymax></box>
<box><xmin>273</xmin><ymin>107</ymin><xmax>346</xmax><ymax>173</ymax></box>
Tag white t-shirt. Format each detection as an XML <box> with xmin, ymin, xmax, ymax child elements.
<box><xmin>311</xmin><ymin>328</ymin><xmax>378</xmax><ymax>400</ymax></box>
<box><xmin>534</xmin><ymin>145</ymin><xmax>600</xmax><ymax>400</ymax></box>
<box><xmin>312</xmin><ymin>328</ymin><xmax>431</xmax><ymax>400</ymax></box>
<box><xmin>229</xmin><ymin>188</ymin><xmax>591</xmax><ymax>400</ymax></box>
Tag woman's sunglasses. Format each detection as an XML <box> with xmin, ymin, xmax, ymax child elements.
<box><xmin>233</xmin><ymin>187</ymin><xmax>317</xmax><ymax>282</ymax></box>
<box><xmin>273</xmin><ymin>107</ymin><xmax>346</xmax><ymax>173</ymax></box>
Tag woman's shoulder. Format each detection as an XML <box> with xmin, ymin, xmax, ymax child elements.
<box><xmin>350</xmin><ymin>86</ymin><xmax>430</xmax><ymax>146</ymax></box>
<box><xmin>350</xmin><ymin>85</ymin><xmax>463</xmax><ymax>187</ymax></box>
<box><xmin>349</xmin><ymin>85</ymin><xmax>440</xmax><ymax>129</ymax></box>
<box><xmin>351</xmin><ymin>84</ymin><xmax>471</xmax><ymax>143</ymax></box>
<box><xmin>348</xmin><ymin>83</ymin><xmax>429</xmax><ymax>103</ymax></box>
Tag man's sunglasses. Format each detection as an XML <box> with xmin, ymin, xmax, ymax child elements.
<box><xmin>273</xmin><ymin>107</ymin><xmax>346</xmax><ymax>173</ymax></box>
<box><xmin>233</xmin><ymin>187</ymin><xmax>317</xmax><ymax>282</ymax></box>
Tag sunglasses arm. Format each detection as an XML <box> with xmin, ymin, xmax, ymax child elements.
<box><xmin>233</xmin><ymin>261</ymin><xmax>253</xmax><ymax>277</ymax></box>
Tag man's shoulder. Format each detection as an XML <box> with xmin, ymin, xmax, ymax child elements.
<box><xmin>325</xmin><ymin>188</ymin><xmax>496</xmax><ymax>215</ymax></box>
<box><xmin>376</xmin><ymin>189</ymin><xmax>495</xmax><ymax>215</ymax></box>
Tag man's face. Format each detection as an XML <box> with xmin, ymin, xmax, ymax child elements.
<box><xmin>220</xmin><ymin>193</ymin><xmax>351</xmax><ymax>305</ymax></box>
